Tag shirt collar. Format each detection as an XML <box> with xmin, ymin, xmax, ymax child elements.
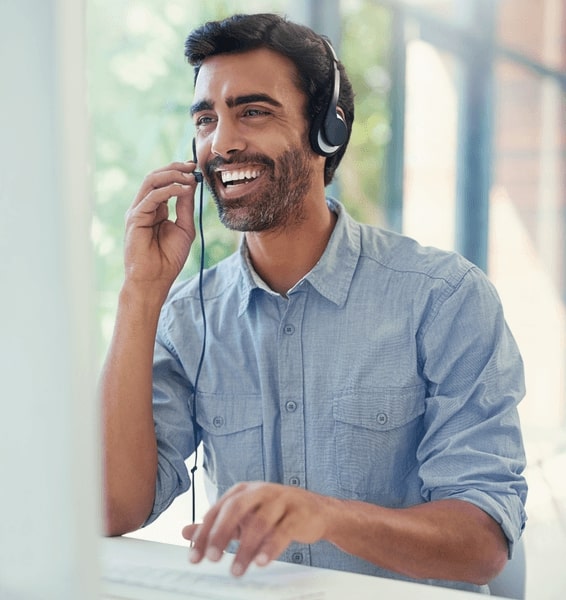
<box><xmin>236</xmin><ymin>198</ymin><xmax>361</xmax><ymax>315</ymax></box>
<box><xmin>304</xmin><ymin>198</ymin><xmax>360</xmax><ymax>307</ymax></box>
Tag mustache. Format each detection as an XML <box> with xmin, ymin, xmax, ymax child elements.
<box><xmin>205</xmin><ymin>152</ymin><xmax>275</xmax><ymax>177</ymax></box>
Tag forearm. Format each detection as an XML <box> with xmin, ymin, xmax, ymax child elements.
<box><xmin>324</xmin><ymin>497</ymin><xmax>508</xmax><ymax>585</ymax></box>
<box><xmin>100</xmin><ymin>162</ymin><xmax>198</xmax><ymax>534</ymax></box>
<box><xmin>100</xmin><ymin>283</ymin><xmax>165</xmax><ymax>536</ymax></box>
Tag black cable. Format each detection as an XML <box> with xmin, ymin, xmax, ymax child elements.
<box><xmin>190</xmin><ymin>178</ymin><xmax>206</xmax><ymax>525</ymax></box>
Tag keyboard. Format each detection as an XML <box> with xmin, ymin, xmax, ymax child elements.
<box><xmin>103</xmin><ymin>556</ymin><xmax>325</xmax><ymax>600</ymax></box>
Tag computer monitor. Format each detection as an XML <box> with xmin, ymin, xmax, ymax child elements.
<box><xmin>0</xmin><ymin>2</ymin><xmax>100</xmax><ymax>599</ymax></box>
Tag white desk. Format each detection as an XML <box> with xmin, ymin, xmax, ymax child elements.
<box><xmin>101</xmin><ymin>537</ymin><xmax>496</xmax><ymax>599</ymax></box>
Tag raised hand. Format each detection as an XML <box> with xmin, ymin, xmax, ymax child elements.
<box><xmin>123</xmin><ymin>161</ymin><xmax>200</xmax><ymax>295</ymax></box>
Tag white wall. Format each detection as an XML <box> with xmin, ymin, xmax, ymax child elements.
<box><xmin>0</xmin><ymin>1</ymin><xmax>99</xmax><ymax>598</ymax></box>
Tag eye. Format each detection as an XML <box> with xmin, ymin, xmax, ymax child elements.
<box><xmin>242</xmin><ymin>107</ymin><xmax>270</xmax><ymax>118</ymax></box>
<box><xmin>195</xmin><ymin>114</ymin><xmax>216</xmax><ymax>128</ymax></box>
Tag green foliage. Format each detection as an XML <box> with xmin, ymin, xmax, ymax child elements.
<box><xmin>88</xmin><ymin>0</ymin><xmax>391</xmax><ymax>359</ymax></box>
<box><xmin>341</xmin><ymin>1</ymin><xmax>391</xmax><ymax>223</ymax></box>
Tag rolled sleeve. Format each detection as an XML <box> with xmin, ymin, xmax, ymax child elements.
<box><xmin>144</xmin><ymin>311</ymin><xmax>197</xmax><ymax>526</ymax></box>
<box><xmin>417</xmin><ymin>267</ymin><xmax>528</xmax><ymax>555</ymax></box>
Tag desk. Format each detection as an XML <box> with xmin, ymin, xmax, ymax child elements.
<box><xmin>101</xmin><ymin>537</ymin><xmax>498</xmax><ymax>599</ymax></box>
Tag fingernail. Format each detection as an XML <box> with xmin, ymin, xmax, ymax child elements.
<box><xmin>255</xmin><ymin>552</ymin><xmax>270</xmax><ymax>567</ymax></box>
<box><xmin>206</xmin><ymin>546</ymin><xmax>222</xmax><ymax>561</ymax></box>
<box><xmin>188</xmin><ymin>548</ymin><xmax>201</xmax><ymax>563</ymax></box>
<box><xmin>231</xmin><ymin>562</ymin><xmax>244</xmax><ymax>577</ymax></box>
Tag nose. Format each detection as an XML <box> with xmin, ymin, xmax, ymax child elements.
<box><xmin>211</xmin><ymin>117</ymin><xmax>246</xmax><ymax>159</ymax></box>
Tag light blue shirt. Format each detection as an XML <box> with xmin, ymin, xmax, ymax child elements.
<box><xmin>148</xmin><ymin>198</ymin><xmax>527</xmax><ymax>593</ymax></box>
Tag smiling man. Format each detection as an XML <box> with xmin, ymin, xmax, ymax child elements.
<box><xmin>100</xmin><ymin>13</ymin><xmax>527</xmax><ymax>594</ymax></box>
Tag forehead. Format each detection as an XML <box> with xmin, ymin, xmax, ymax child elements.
<box><xmin>193</xmin><ymin>47</ymin><xmax>304</xmax><ymax>108</ymax></box>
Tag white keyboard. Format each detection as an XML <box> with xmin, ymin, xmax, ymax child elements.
<box><xmin>103</xmin><ymin>559</ymin><xmax>325</xmax><ymax>600</ymax></box>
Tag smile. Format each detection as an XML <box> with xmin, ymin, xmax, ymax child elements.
<box><xmin>219</xmin><ymin>167</ymin><xmax>263</xmax><ymax>187</ymax></box>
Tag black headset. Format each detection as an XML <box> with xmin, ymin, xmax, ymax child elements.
<box><xmin>309</xmin><ymin>38</ymin><xmax>348</xmax><ymax>158</ymax></box>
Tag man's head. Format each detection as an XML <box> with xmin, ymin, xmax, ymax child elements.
<box><xmin>185</xmin><ymin>13</ymin><xmax>355</xmax><ymax>187</ymax></box>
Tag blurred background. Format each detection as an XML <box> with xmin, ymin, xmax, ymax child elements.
<box><xmin>87</xmin><ymin>1</ymin><xmax>566</xmax><ymax>598</ymax></box>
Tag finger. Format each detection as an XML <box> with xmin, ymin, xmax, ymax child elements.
<box><xmin>185</xmin><ymin>483</ymin><xmax>265</xmax><ymax>565</ymax></box>
<box><xmin>252</xmin><ymin>527</ymin><xmax>291</xmax><ymax>569</ymax></box>
<box><xmin>203</xmin><ymin>491</ymin><xmax>267</xmax><ymax>561</ymax></box>
<box><xmin>174</xmin><ymin>188</ymin><xmax>196</xmax><ymax>235</ymax></box>
<box><xmin>132</xmin><ymin>165</ymin><xmax>199</xmax><ymax>209</ymax></box>
<box><xmin>131</xmin><ymin>183</ymin><xmax>193</xmax><ymax>224</ymax></box>
<box><xmin>182</xmin><ymin>523</ymin><xmax>199</xmax><ymax>541</ymax></box>
<box><xmin>183</xmin><ymin>523</ymin><xmax>208</xmax><ymax>565</ymax></box>
<box><xmin>185</xmin><ymin>500</ymin><xmax>228</xmax><ymax>564</ymax></box>
<box><xmin>228</xmin><ymin>503</ymin><xmax>286</xmax><ymax>577</ymax></box>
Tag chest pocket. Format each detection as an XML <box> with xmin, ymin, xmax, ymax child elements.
<box><xmin>196</xmin><ymin>392</ymin><xmax>265</xmax><ymax>496</ymax></box>
<box><xmin>333</xmin><ymin>385</ymin><xmax>425</xmax><ymax>501</ymax></box>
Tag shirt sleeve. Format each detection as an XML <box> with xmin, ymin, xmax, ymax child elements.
<box><xmin>417</xmin><ymin>266</ymin><xmax>528</xmax><ymax>557</ymax></box>
<box><xmin>143</xmin><ymin>306</ymin><xmax>197</xmax><ymax>526</ymax></box>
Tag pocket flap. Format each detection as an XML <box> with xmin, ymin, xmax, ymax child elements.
<box><xmin>196</xmin><ymin>392</ymin><xmax>263</xmax><ymax>435</ymax></box>
<box><xmin>333</xmin><ymin>385</ymin><xmax>425</xmax><ymax>431</ymax></box>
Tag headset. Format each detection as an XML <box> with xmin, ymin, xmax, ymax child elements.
<box><xmin>309</xmin><ymin>38</ymin><xmax>348</xmax><ymax>158</ymax></box>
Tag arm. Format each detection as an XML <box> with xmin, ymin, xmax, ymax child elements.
<box><xmin>183</xmin><ymin>268</ymin><xmax>525</xmax><ymax>583</ymax></box>
<box><xmin>182</xmin><ymin>482</ymin><xmax>508</xmax><ymax>584</ymax></box>
<box><xmin>100</xmin><ymin>161</ymin><xmax>199</xmax><ymax>536</ymax></box>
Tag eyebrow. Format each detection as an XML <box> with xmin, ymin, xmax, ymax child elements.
<box><xmin>190</xmin><ymin>93</ymin><xmax>283</xmax><ymax>116</ymax></box>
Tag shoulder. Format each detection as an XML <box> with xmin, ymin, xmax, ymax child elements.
<box><xmin>164</xmin><ymin>251</ymin><xmax>242</xmax><ymax>311</ymax></box>
<box><xmin>357</xmin><ymin>223</ymin><xmax>478</xmax><ymax>290</ymax></box>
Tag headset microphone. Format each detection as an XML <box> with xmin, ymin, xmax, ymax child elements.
<box><xmin>192</xmin><ymin>138</ymin><xmax>203</xmax><ymax>183</ymax></box>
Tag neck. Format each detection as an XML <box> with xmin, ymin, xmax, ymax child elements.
<box><xmin>245</xmin><ymin>196</ymin><xmax>336</xmax><ymax>296</ymax></box>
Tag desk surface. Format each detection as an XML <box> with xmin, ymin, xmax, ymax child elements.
<box><xmin>101</xmin><ymin>537</ymin><xmax>492</xmax><ymax>600</ymax></box>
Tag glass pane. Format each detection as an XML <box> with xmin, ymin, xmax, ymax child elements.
<box><xmin>88</xmin><ymin>0</ymin><xmax>289</xmax><ymax>351</ymax></box>
<box><xmin>490</xmin><ymin>59</ymin><xmax>566</xmax><ymax>435</ymax></box>
<box><xmin>401</xmin><ymin>0</ymin><xmax>460</xmax><ymax>22</ymax></box>
<box><xmin>340</xmin><ymin>3</ymin><xmax>391</xmax><ymax>225</ymax></box>
<box><xmin>403</xmin><ymin>39</ymin><xmax>459</xmax><ymax>250</ymax></box>
<box><xmin>497</xmin><ymin>0</ymin><xmax>565</xmax><ymax>73</ymax></box>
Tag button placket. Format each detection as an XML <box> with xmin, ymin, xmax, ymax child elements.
<box><xmin>278</xmin><ymin>294</ymin><xmax>307</xmax><ymax>494</ymax></box>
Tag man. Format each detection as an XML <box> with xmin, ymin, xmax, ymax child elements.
<box><xmin>100</xmin><ymin>13</ymin><xmax>527</xmax><ymax>593</ymax></box>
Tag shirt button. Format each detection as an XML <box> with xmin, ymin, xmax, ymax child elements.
<box><xmin>291</xmin><ymin>552</ymin><xmax>303</xmax><ymax>564</ymax></box>
<box><xmin>376</xmin><ymin>412</ymin><xmax>388</xmax><ymax>425</ymax></box>
<box><xmin>289</xmin><ymin>476</ymin><xmax>300</xmax><ymax>486</ymax></box>
<box><xmin>212</xmin><ymin>416</ymin><xmax>224</xmax><ymax>428</ymax></box>
<box><xmin>285</xmin><ymin>400</ymin><xmax>297</xmax><ymax>412</ymax></box>
<box><xmin>283</xmin><ymin>324</ymin><xmax>295</xmax><ymax>335</ymax></box>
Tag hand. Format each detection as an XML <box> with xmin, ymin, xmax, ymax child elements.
<box><xmin>123</xmin><ymin>161</ymin><xmax>200</xmax><ymax>293</ymax></box>
<box><xmin>182</xmin><ymin>482</ymin><xmax>333</xmax><ymax>577</ymax></box>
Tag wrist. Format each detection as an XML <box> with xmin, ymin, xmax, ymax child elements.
<box><xmin>118</xmin><ymin>279</ymin><xmax>169</xmax><ymax>320</ymax></box>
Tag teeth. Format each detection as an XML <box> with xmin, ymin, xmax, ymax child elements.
<box><xmin>220</xmin><ymin>168</ymin><xmax>261</xmax><ymax>185</ymax></box>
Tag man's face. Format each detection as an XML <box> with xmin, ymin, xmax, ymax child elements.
<box><xmin>191</xmin><ymin>48</ymin><xmax>321</xmax><ymax>232</ymax></box>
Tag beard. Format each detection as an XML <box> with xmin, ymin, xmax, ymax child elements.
<box><xmin>204</xmin><ymin>145</ymin><xmax>314</xmax><ymax>232</ymax></box>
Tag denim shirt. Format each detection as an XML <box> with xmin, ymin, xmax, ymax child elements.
<box><xmin>148</xmin><ymin>198</ymin><xmax>527</xmax><ymax>593</ymax></box>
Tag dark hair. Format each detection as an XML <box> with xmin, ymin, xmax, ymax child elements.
<box><xmin>184</xmin><ymin>13</ymin><xmax>354</xmax><ymax>186</ymax></box>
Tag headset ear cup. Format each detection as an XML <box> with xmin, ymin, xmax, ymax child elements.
<box><xmin>324</xmin><ymin>111</ymin><xmax>348</xmax><ymax>148</ymax></box>
<box><xmin>309</xmin><ymin>110</ymin><xmax>328</xmax><ymax>156</ymax></box>
<box><xmin>310</xmin><ymin>38</ymin><xmax>348</xmax><ymax>158</ymax></box>
<box><xmin>309</xmin><ymin>109</ymin><xmax>347</xmax><ymax>158</ymax></box>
